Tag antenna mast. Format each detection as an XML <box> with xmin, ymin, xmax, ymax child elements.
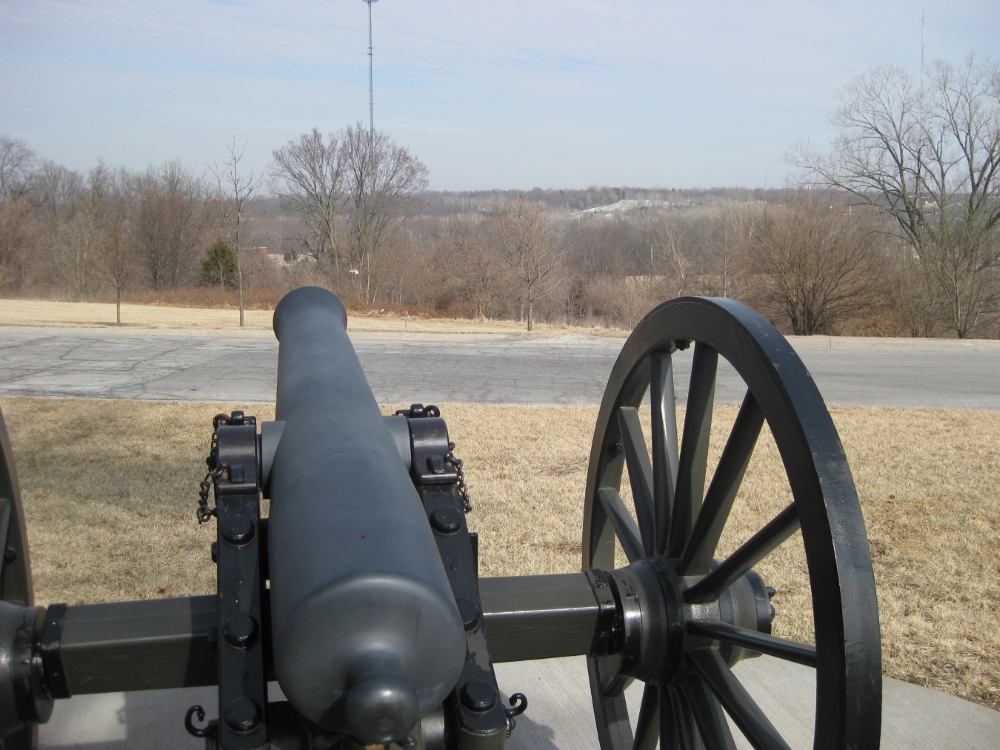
<box><xmin>916</xmin><ymin>6</ymin><xmax>924</xmax><ymax>97</ymax></box>
<box><xmin>363</xmin><ymin>0</ymin><xmax>379</xmax><ymax>133</ymax></box>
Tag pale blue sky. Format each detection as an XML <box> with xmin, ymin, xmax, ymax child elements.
<box><xmin>1</xmin><ymin>1</ymin><xmax>997</xmax><ymax>190</ymax></box>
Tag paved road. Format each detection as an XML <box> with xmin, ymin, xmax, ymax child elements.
<box><xmin>1</xmin><ymin>328</ymin><xmax>999</xmax><ymax>409</ymax></box>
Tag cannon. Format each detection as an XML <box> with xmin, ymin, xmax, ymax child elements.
<box><xmin>0</xmin><ymin>286</ymin><xmax>881</xmax><ymax>749</ymax></box>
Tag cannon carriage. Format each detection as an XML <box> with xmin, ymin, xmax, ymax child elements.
<box><xmin>0</xmin><ymin>287</ymin><xmax>881</xmax><ymax>750</ymax></box>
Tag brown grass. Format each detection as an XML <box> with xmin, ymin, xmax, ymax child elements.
<box><xmin>0</xmin><ymin>297</ymin><xmax>630</xmax><ymax>337</ymax></box>
<box><xmin>0</xmin><ymin>398</ymin><xmax>997</xmax><ymax>710</ymax></box>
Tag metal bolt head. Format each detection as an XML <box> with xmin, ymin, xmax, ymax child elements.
<box><xmin>224</xmin><ymin>697</ymin><xmax>261</xmax><ymax>733</ymax></box>
<box><xmin>460</xmin><ymin>680</ymin><xmax>497</xmax><ymax>713</ymax></box>
<box><xmin>431</xmin><ymin>506</ymin><xmax>463</xmax><ymax>534</ymax></box>
<box><xmin>223</xmin><ymin>614</ymin><xmax>257</xmax><ymax>649</ymax></box>
<box><xmin>221</xmin><ymin>516</ymin><xmax>254</xmax><ymax>545</ymax></box>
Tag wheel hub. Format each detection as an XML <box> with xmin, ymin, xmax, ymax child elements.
<box><xmin>596</xmin><ymin>560</ymin><xmax>775</xmax><ymax>688</ymax></box>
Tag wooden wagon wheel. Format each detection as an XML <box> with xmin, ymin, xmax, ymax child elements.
<box><xmin>583</xmin><ymin>297</ymin><xmax>881</xmax><ymax>750</ymax></box>
<box><xmin>0</xmin><ymin>406</ymin><xmax>48</xmax><ymax>750</ymax></box>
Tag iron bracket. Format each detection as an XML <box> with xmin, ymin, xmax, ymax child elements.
<box><xmin>211</xmin><ymin>413</ymin><xmax>268</xmax><ymax>750</ymax></box>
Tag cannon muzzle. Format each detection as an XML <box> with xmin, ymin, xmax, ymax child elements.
<box><xmin>267</xmin><ymin>287</ymin><xmax>465</xmax><ymax>742</ymax></box>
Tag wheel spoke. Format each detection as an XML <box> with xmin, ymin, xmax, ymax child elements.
<box><xmin>670</xmin><ymin>342</ymin><xmax>718</xmax><ymax>557</ymax></box>
<box><xmin>684</xmin><ymin>504</ymin><xmax>799</xmax><ymax>604</ymax></box>
<box><xmin>667</xmin><ymin>684</ymin><xmax>704</xmax><ymax>750</ymax></box>
<box><xmin>678</xmin><ymin>393</ymin><xmax>765</xmax><ymax>576</ymax></box>
<box><xmin>588</xmin><ymin>657</ymin><xmax>634</xmax><ymax>750</ymax></box>
<box><xmin>689</xmin><ymin>649</ymin><xmax>791</xmax><ymax>750</ymax></box>
<box><xmin>660</xmin><ymin>685</ymin><xmax>679</xmax><ymax>750</ymax></box>
<box><xmin>598</xmin><ymin>488</ymin><xmax>644</xmax><ymax>564</ymax></box>
<box><xmin>618</xmin><ymin>407</ymin><xmax>656</xmax><ymax>556</ymax></box>
<box><xmin>650</xmin><ymin>352</ymin><xmax>678</xmax><ymax>555</ymax></box>
<box><xmin>601</xmin><ymin>672</ymin><xmax>632</xmax><ymax>698</ymax></box>
<box><xmin>687</xmin><ymin>620</ymin><xmax>817</xmax><ymax>668</ymax></box>
<box><xmin>632</xmin><ymin>683</ymin><xmax>660</xmax><ymax>750</ymax></box>
<box><xmin>682</xmin><ymin>671</ymin><xmax>737</xmax><ymax>750</ymax></box>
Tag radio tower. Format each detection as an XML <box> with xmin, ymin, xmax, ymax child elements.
<box><xmin>920</xmin><ymin>9</ymin><xmax>925</xmax><ymax>95</ymax></box>
<box><xmin>363</xmin><ymin>0</ymin><xmax>379</xmax><ymax>133</ymax></box>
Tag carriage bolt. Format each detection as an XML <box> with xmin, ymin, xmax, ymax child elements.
<box><xmin>224</xmin><ymin>697</ymin><xmax>261</xmax><ymax>732</ymax></box>
<box><xmin>431</xmin><ymin>506</ymin><xmax>463</xmax><ymax>533</ymax></box>
<box><xmin>460</xmin><ymin>680</ymin><xmax>497</xmax><ymax>712</ymax></box>
<box><xmin>220</xmin><ymin>515</ymin><xmax>254</xmax><ymax>545</ymax></box>
<box><xmin>223</xmin><ymin>614</ymin><xmax>257</xmax><ymax>648</ymax></box>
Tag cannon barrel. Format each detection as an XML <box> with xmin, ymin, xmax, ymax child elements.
<box><xmin>268</xmin><ymin>287</ymin><xmax>465</xmax><ymax>743</ymax></box>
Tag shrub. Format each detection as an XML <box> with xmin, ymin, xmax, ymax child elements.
<box><xmin>200</xmin><ymin>239</ymin><xmax>237</xmax><ymax>287</ymax></box>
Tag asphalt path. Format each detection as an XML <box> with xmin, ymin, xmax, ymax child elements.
<box><xmin>1</xmin><ymin>328</ymin><xmax>999</xmax><ymax>409</ymax></box>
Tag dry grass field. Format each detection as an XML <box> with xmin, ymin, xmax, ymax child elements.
<box><xmin>0</xmin><ymin>397</ymin><xmax>997</xmax><ymax>711</ymax></box>
<box><xmin>0</xmin><ymin>298</ymin><xmax>629</xmax><ymax>337</ymax></box>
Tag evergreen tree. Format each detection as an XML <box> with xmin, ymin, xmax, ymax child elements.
<box><xmin>200</xmin><ymin>238</ymin><xmax>237</xmax><ymax>287</ymax></box>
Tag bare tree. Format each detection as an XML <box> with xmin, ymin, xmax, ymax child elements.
<box><xmin>433</xmin><ymin>217</ymin><xmax>507</xmax><ymax>319</ymax></box>
<box><xmin>214</xmin><ymin>139</ymin><xmax>263</xmax><ymax>327</ymax></box>
<box><xmin>0</xmin><ymin>136</ymin><xmax>36</xmax><ymax>200</ymax></box>
<box><xmin>340</xmin><ymin>123</ymin><xmax>429</xmax><ymax>303</ymax></box>
<box><xmin>96</xmin><ymin>218</ymin><xmax>134</xmax><ymax>325</ymax></box>
<box><xmin>494</xmin><ymin>198</ymin><xmax>559</xmax><ymax>331</ymax></box>
<box><xmin>57</xmin><ymin>208</ymin><xmax>99</xmax><ymax>298</ymax></box>
<box><xmin>647</xmin><ymin>214</ymin><xmax>690</xmax><ymax>298</ymax></box>
<box><xmin>752</xmin><ymin>192</ymin><xmax>883</xmax><ymax>335</ymax></box>
<box><xmin>0</xmin><ymin>198</ymin><xmax>41</xmax><ymax>289</ymax></box>
<box><xmin>704</xmin><ymin>199</ymin><xmax>760</xmax><ymax>300</ymax></box>
<box><xmin>270</xmin><ymin>128</ymin><xmax>346</xmax><ymax>275</ymax></box>
<box><xmin>588</xmin><ymin>274</ymin><xmax>661</xmax><ymax>330</ymax></box>
<box><xmin>794</xmin><ymin>54</ymin><xmax>1000</xmax><ymax>337</ymax></box>
<box><xmin>561</xmin><ymin>214</ymin><xmax>653</xmax><ymax>279</ymax></box>
<box><xmin>133</xmin><ymin>162</ymin><xmax>206</xmax><ymax>290</ymax></box>
<box><xmin>34</xmin><ymin>160</ymin><xmax>83</xmax><ymax>227</ymax></box>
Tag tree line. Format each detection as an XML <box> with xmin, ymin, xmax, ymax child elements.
<box><xmin>2</xmin><ymin>53</ymin><xmax>998</xmax><ymax>337</ymax></box>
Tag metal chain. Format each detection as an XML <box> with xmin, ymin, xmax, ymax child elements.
<box><xmin>195</xmin><ymin>413</ymin><xmax>230</xmax><ymax>524</ymax></box>
<box><xmin>196</xmin><ymin>409</ymin><xmax>472</xmax><ymax>518</ymax></box>
<box><xmin>196</xmin><ymin>467</ymin><xmax>221</xmax><ymax>524</ymax></box>
<box><xmin>446</xmin><ymin>441</ymin><xmax>472</xmax><ymax>513</ymax></box>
